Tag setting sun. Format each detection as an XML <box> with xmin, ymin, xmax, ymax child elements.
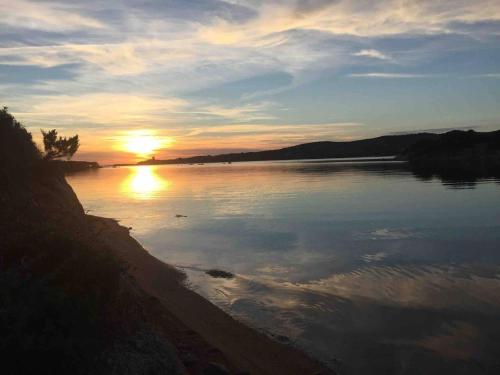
<box><xmin>125</xmin><ymin>135</ymin><xmax>160</xmax><ymax>155</ymax></box>
<box><xmin>119</xmin><ymin>131</ymin><xmax>172</xmax><ymax>158</ymax></box>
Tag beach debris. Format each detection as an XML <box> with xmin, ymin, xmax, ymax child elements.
<box><xmin>205</xmin><ymin>269</ymin><xmax>234</xmax><ymax>279</ymax></box>
<box><xmin>175</xmin><ymin>214</ymin><xmax>187</xmax><ymax>218</ymax></box>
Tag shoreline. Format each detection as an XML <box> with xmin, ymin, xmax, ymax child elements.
<box><xmin>87</xmin><ymin>215</ymin><xmax>334</xmax><ymax>375</ymax></box>
<box><xmin>112</xmin><ymin>156</ymin><xmax>397</xmax><ymax>168</ymax></box>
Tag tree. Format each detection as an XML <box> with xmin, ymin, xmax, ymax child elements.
<box><xmin>1</xmin><ymin>107</ymin><xmax>41</xmax><ymax>169</ymax></box>
<box><xmin>41</xmin><ymin>129</ymin><xmax>79</xmax><ymax>160</ymax></box>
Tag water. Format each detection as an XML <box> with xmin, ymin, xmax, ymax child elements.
<box><xmin>67</xmin><ymin>160</ymin><xmax>500</xmax><ymax>374</ymax></box>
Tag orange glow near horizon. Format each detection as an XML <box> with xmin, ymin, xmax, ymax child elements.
<box><xmin>36</xmin><ymin>122</ymin><xmax>364</xmax><ymax>165</ymax></box>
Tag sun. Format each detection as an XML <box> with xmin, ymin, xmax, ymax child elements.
<box><xmin>125</xmin><ymin>135</ymin><xmax>160</xmax><ymax>155</ymax></box>
<box><xmin>120</xmin><ymin>131</ymin><xmax>172</xmax><ymax>157</ymax></box>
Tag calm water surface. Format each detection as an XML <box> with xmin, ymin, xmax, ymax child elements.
<box><xmin>68</xmin><ymin>161</ymin><xmax>500</xmax><ymax>374</ymax></box>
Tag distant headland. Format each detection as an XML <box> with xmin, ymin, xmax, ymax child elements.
<box><xmin>122</xmin><ymin>130</ymin><xmax>500</xmax><ymax>167</ymax></box>
<box><xmin>50</xmin><ymin>160</ymin><xmax>100</xmax><ymax>173</ymax></box>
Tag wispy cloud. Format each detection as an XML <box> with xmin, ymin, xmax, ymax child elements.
<box><xmin>353</xmin><ymin>49</ymin><xmax>391</xmax><ymax>60</ymax></box>
<box><xmin>2</xmin><ymin>0</ymin><xmax>104</xmax><ymax>32</ymax></box>
<box><xmin>467</xmin><ymin>73</ymin><xmax>500</xmax><ymax>78</ymax></box>
<box><xmin>198</xmin><ymin>0</ymin><xmax>500</xmax><ymax>41</ymax></box>
<box><xmin>167</xmin><ymin>122</ymin><xmax>367</xmax><ymax>156</ymax></box>
<box><xmin>12</xmin><ymin>92</ymin><xmax>279</xmax><ymax>130</ymax></box>
<box><xmin>191</xmin><ymin>102</ymin><xmax>277</xmax><ymax>122</ymax></box>
<box><xmin>16</xmin><ymin>93</ymin><xmax>188</xmax><ymax>127</ymax></box>
<box><xmin>0</xmin><ymin>41</ymin><xmax>194</xmax><ymax>76</ymax></box>
<box><xmin>348</xmin><ymin>73</ymin><xmax>432</xmax><ymax>78</ymax></box>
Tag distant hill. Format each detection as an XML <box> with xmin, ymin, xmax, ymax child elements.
<box><xmin>401</xmin><ymin>129</ymin><xmax>500</xmax><ymax>178</ymax></box>
<box><xmin>401</xmin><ymin>129</ymin><xmax>500</xmax><ymax>160</ymax></box>
<box><xmin>138</xmin><ymin>133</ymin><xmax>439</xmax><ymax>165</ymax></box>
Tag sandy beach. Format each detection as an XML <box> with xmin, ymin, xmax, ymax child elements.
<box><xmin>87</xmin><ymin>215</ymin><xmax>334</xmax><ymax>375</ymax></box>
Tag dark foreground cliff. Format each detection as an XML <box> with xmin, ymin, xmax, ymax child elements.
<box><xmin>0</xmin><ymin>108</ymin><xmax>333</xmax><ymax>374</ymax></box>
<box><xmin>1</xmin><ymin>108</ymin><xmax>182</xmax><ymax>374</ymax></box>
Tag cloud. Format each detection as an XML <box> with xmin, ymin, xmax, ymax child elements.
<box><xmin>198</xmin><ymin>0</ymin><xmax>500</xmax><ymax>42</ymax></box>
<box><xmin>1</xmin><ymin>0</ymin><xmax>104</xmax><ymax>31</ymax></box>
<box><xmin>11</xmin><ymin>91</ymin><xmax>282</xmax><ymax>132</ymax></box>
<box><xmin>468</xmin><ymin>73</ymin><xmax>500</xmax><ymax>78</ymax></box>
<box><xmin>0</xmin><ymin>41</ymin><xmax>194</xmax><ymax>76</ymax></box>
<box><xmin>16</xmin><ymin>93</ymin><xmax>188</xmax><ymax>127</ymax></box>
<box><xmin>348</xmin><ymin>73</ymin><xmax>432</xmax><ymax>78</ymax></box>
<box><xmin>2</xmin><ymin>0</ymin><xmax>498</xmax><ymax>86</ymax></box>
<box><xmin>177</xmin><ymin>122</ymin><xmax>365</xmax><ymax>149</ymax></box>
<box><xmin>353</xmin><ymin>49</ymin><xmax>390</xmax><ymax>60</ymax></box>
<box><xmin>191</xmin><ymin>102</ymin><xmax>277</xmax><ymax>122</ymax></box>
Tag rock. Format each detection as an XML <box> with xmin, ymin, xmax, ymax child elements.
<box><xmin>205</xmin><ymin>269</ymin><xmax>234</xmax><ymax>279</ymax></box>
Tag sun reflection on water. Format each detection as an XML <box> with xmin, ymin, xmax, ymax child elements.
<box><xmin>122</xmin><ymin>166</ymin><xmax>169</xmax><ymax>199</ymax></box>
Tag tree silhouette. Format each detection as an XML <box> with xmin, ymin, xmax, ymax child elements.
<box><xmin>41</xmin><ymin>129</ymin><xmax>79</xmax><ymax>160</ymax></box>
<box><xmin>1</xmin><ymin>107</ymin><xmax>41</xmax><ymax>168</ymax></box>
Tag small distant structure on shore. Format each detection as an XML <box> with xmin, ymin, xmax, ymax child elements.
<box><xmin>141</xmin><ymin>155</ymin><xmax>161</xmax><ymax>165</ymax></box>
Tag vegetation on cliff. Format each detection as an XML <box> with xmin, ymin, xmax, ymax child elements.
<box><xmin>0</xmin><ymin>108</ymin><xmax>180</xmax><ymax>374</ymax></box>
<box><xmin>41</xmin><ymin>128</ymin><xmax>79</xmax><ymax>160</ymax></box>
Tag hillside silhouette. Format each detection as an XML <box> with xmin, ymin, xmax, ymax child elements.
<box><xmin>138</xmin><ymin>133</ymin><xmax>437</xmax><ymax>165</ymax></box>
<box><xmin>137</xmin><ymin>130</ymin><xmax>500</xmax><ymax>171</ymax></box>
<box><xmin>402</xmin><ymin>129</ymin><xmax>500</xmax><ymax>181</ymax></box>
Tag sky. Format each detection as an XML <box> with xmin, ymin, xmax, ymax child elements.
<box><xmin>1</xmin><ymin>0</ymin><xmax>500</xmax><ymax>164</ymax></box>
